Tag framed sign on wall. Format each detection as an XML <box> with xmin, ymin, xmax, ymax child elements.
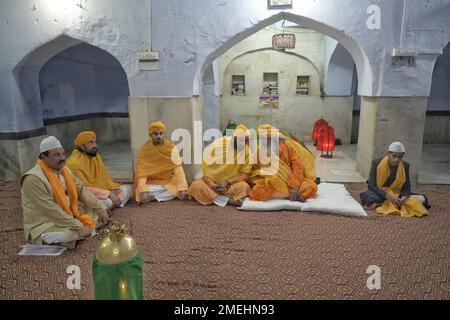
<box><xmin>268</xmin><ymin>0</ymin><xmax>293</xmax><ymax>9</ymax></box>
<box><xmin>260</xmin><ymin>96</ymin><xmax>280</xmax><ymax>109</ymax></box>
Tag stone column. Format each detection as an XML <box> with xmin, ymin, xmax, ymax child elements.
<box><xmin>356</xmin><ymin>97</ymin><xmax>428</xmax><ymax>184</ymax></box>
<box><xmin>129</xmin><ymin>96</ymin><xmax>203</xmax><ymax>184</ymax></box>
<box><xmin>0</xmin><ymin>134</ymin><xmax>45</xmax><ymax>180</ymax></box>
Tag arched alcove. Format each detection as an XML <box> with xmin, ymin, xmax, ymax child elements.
<box><xmin>12</xmin><ymin>35</ymin><xmax>130</xmax><ymax>148</ymax></box>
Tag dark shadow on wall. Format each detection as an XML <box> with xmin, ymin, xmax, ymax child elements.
<box><xmin>38</xmin><ymin>42</ymin><xmax>131</xmax><ymax>148</ymax></box>
<box><xmin>39</xmin><ymin>42</ymin><xmax>129</xmax><ymax>119</ymax></box>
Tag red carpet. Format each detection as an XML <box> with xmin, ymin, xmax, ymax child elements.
<box><xmin>1</xmin><ymin>181</ymin><xmax>449</xmax><ymax>300</ymax></box>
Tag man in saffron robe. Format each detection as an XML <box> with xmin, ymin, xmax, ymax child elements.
<box><xmin>21</xmin><ymin>136</ymin><xmax>110</xmax><ymax>249</ymax></box>
<box><xmin>188</xmin><ymin>124</ymin><xmax>253</xmax><ymax>207</ymax></box>
<box><xmin>250</xmin><ymin>124</ymin><xmax>318</xmax><ymax>202</ymax></box>
<box><xmin>66</xmin><ymin>131</ymin><xmax>132</xmax><ymax>210</ymax></box>
<box><xmin>134</xmin><ymin>121</ymin><xmax>189</xmax><ymax>203</ymax></box>
<box><xmin>360</xmin><ymin>142</ymin><xmax>430</xmax><ymax>217</ymax></box>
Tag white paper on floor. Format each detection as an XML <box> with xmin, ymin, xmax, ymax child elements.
<box><xmin>18</xmin><ymin>245</ymin><xmax>67</xmax><ymax>256</ymax></box>
<box><xmin>239</xmin><ymin>183</ymin><xmax>367</xmax><ymax>217</ymax></box>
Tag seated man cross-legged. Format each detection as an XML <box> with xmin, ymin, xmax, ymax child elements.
<box><xmin>250</xmin><ymin>124</ymin><xmax>318</xmax><ymax>203</ymax></box>
<box><xmin>134</xmin><ymin>121</ymin><xmax>189</xmax><ymax>204</ymax></box>
<box><xmin>66</xmin><ymin>131</ymin><xmax>132</xmax><ymax>210</ymax></box>
<box><xmin>21</xmin><ymin>136</ymin><xmax>110</xmax><ymax>249</ymax></box>
<box><xmin>360</xmin><ymin>142</ymin><xmax>430</xmax><ymax>218</ymax></box>
<box><xmin>188</xmin><ymin>124</ymin><xmax>253</xmax><ymax>207</ymax></box>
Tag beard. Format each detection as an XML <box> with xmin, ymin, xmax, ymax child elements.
<box><xmin>86</xmin><ymin>150</ymin><xmax>98</xmax><ymax>157</ymax></box>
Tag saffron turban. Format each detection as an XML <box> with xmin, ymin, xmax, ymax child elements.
<box><xmin>75</xmin><ymin>131</ymin><xmax>96</xmax><ymax>147</ymax></box>
<box><xmin>148</xmin><ymin>121</ymin><xmax>167</xmax><ymax>135</ymax></box>
<box><xmin>257</xmin><ymin>124</ymin><xmax>277</xmax><ymax>137</ymax></box>
<box><xmin>233</xmin><ymin>124</ymin><xmax>251</xmax><ymax>138</ymax></box>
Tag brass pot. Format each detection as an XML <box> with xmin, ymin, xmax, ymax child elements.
<box><xmin>96</xmin><ymin>222</ymin><xmax>139</xmax><ymax>264</ymax></box>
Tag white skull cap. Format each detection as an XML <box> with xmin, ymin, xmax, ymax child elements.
<box><xmin>388</xmin><ymin>142</ymin><xmax>405</xmax><ymax>153</ymax></box>
<box><xmin>40</xmin><ymin>136</ymin><xmax>63</xmax><ymax>153</ymax></box>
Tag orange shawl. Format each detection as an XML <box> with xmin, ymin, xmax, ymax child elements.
<box><xmin>135</xmin><ymin>139</ymin><xmax>182</xmax><ymax>179</ymax></box>
<box><xmin>66</xmin><ymin>149</ymin><xmax>120</xmax><ymax>190</ymax></box>
<box><xmin>38</xmin><ymin>159</ymin><xmax>96</xmax><ymax>229</ymax></box>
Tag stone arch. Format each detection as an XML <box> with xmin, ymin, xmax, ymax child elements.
<box><xmin>193</xmin><ymin>12</ymin><xmax>372</xmax><ymax>97</ymax></box>
<box><xmin>429</xmin><ymin>42</ymin><xmax>450</xmax><ymax>111</ymax></box>
<box><xmin>225</xmin><ymin>47</ymin><xmax>322</xmax><ymax>90</ymax></box>
<box><xmin>11</xmin><ymin>34</ymin><xmax>129</xmax><ymax>132</ymax></box>
<box><xmin>325</xmin><ymin>43</ymin><xmax>356</xmax><ymax>96</ymax></box>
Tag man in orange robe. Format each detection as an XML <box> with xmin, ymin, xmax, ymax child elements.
<box><xmin>250</xmin><ymin>124</ymin><xmax>318</xmax><ymax>202</ymax></box>
<box><xmin>66</xmin><ymin>131</ymin><xmax>132</xmax><ymax>210</ymax></box>
<box><xmin>188</xmin><ymin>124</ymin><xmax>253</xmax><ymax>207</ymax></box>
<box><xmin>134</xmin><ymin>121</ymin><xmax>189</xmax><ymax>204</ymax></box>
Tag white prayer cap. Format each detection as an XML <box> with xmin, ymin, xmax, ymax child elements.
<box><xmin>40</xmin><ymin>136</ymin><xmax>63</xmax><ymax>153</ymax></box>
<box><xmin>388</xmin><ymin>142</ymin><xmax>406</xmax><ymax>153</ymax></box>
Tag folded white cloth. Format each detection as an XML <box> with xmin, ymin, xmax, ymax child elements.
<box><xmin>149</xmin><ymin>185</ymin><xmax>176</xmax><ymax>202</ymax></box>
<box><xmin>119</xmin><ymin>184</ymin><xmax>132</xmax><ymax>207</ymax></box>
<box><xmin>213</xmin><ymin>195</ymin><xmax>230</xmax><ymax>208</ymax></box>
<box><xmin>41</xmin><ymin>232</ymin><xmax>72</xmax><ymax>244</ymax></box>
<box><xmin>239</xmin><ymin>183</ymin><xmax>367</xmax><ymax>217</ymax></box>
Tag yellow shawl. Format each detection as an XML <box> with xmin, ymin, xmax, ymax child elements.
<box><xmin>251</xmin><ymin>152</ymin><xmax>293</xmax><ymax>196</ymax></box>
<box><xmin>135</xmin><ymin>139</ymin><xmax>181</xmax><ymax>179</ymax></box>
<box><xmin>66</xmin><ymin>149</ymin><xmax>120</xmax><ymax>190</ymax></box>
<box><xmin>251</xmin><ymin>139</ymin><xmax>317</xmax><ymax>197</ymax></box>
<box><xmin>284</xmin><ymin>139</ymin><xmax>317</xmax><ymax>181</ymax></box>
<box><xmin>37</xmin><ymin>159</ymin><xmax>96</xmax><ymax>229</ymax></box>
<box><xmin>375</xmin><ymin>156</ymin><xmax>428</xmax><ymax>217</ymax></box>
<box><xmin>202</xmin><ymin>136</ymin><xmax>253</xmax><ymax>184</ymax></box>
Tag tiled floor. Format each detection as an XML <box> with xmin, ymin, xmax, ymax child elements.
<box><xmin>100</xmin><ymin>141</ymin><xmax>450</xmax><ymax>185</ymax></box>
<box><xmin>100</xmin><ymin>142</ymin><xmax>133</xmax><ymax>183</ymax></box>
<box><xmin>304</xmin><ymin>143</ymin><xmax>366</xmax><ymax>183</ymax></box>
<box><xmin>419</xmin><ymin>144</ymin><xmax>450</xmax><ymax>184</ymax></box>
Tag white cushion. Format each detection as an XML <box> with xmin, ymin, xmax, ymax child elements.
<box><xmin>239</xmin><ymin>183</ymin><xmax>367</xmax><ymax>217</ymax></box>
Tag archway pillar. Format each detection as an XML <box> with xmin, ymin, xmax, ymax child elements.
<box><xmin>0</xmin><ymin>133</ymin><xmax>46</xmax><ymax>180</ymax></box>
<box><xmin>356</xmin><ymin>97</ymin><xmax>428</xmax><ymax>185</ymax></box>
<box><xmin>129</xmin><ymin>96</ymin><xmax>203</xmax><ymax>184</ymax></box>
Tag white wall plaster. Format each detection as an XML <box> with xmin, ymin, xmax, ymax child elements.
<box><xmin>1</xmin><ymin>0</ymin><xmax>450</xmax><ymax>134</ymax></box>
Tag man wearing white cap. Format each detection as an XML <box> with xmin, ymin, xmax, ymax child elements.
<box><xmin>360</xmin><ymin>142</ymin><xmax>430</xmax><ymax>218</ymax></box>
<box><xmin>20</xmin><ymin>136</ymin><xmax>110</xmax><ymax>249</ymax></box>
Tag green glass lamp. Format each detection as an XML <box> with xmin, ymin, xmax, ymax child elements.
<box><xmin>92</xmin><ymin>222</ymin><xmax>144</xmax><ymax>300</ymax></box>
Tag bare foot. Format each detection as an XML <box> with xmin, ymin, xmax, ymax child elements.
<box><xmin>364</xmin><ymin>202</ymin><xmax>381</xmax><ymax>210</ymax></box>
<box><xmin>228</xmin><ymin>198</ymin><xmax>243</xmax><ymax>207</ymax></box>
<box><xmin>64</xmin><ymin>241</ymin><xmax>77</xmax><ymax>250</ymax></box>
<box><xmin>139</xmin><ymin>192</ymin><xmax>156</xmax><ymax>204</ymax></box>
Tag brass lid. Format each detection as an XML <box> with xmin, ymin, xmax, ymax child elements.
<box><xmin>96</xmin><ymin>222</ymin><xmax>139</xmax><ymax>264</ymax></box>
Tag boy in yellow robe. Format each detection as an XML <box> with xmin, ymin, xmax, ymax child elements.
<box><xmin>250</xmin><ymin>124</ymin><xmax>318</xmax><ymax>202</ymax></box>
<box><xmin>66</xmin><ymin>131</ymin><xmax>132</xmax><ymax>210</ymax></box>
<box><xmin>188</xmin><ymin>124</ymin><xmax>253</xmax><ymax>207</ymax></box>
<box><xmin>21</xmin><ymin>136</ymin><xmax>109</xmax><ymax>249</ymax></box>
<box><xmin>360</xmin><ymin>142</ymin><xmax>430</xmax><ymax>217</ymax></box>
<box><xmin>134</xmin><ymin>121</ymin><xmax>189</xmax><ymax>203</ymax></box>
